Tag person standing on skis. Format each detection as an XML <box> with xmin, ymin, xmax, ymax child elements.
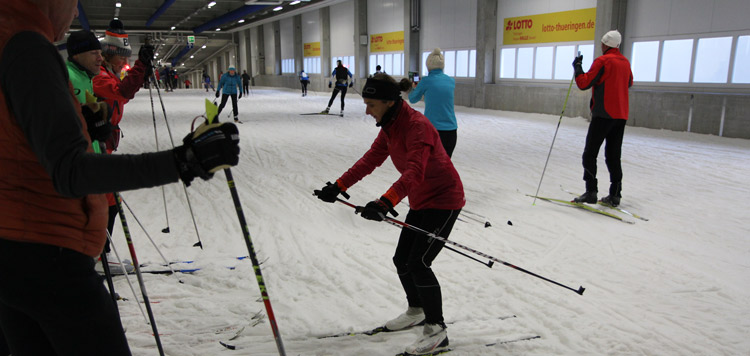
<box><xmin>572</xmin><ymin>30</ymin><xmax>633</xmax><ymax>207</ymax></box>
<box><xmin>215</xmin><ymin>66</ymin><xmax>243</xmax><ymax>123</ymax></box>
<box><xmin>315</xmin><ymin>73</ymin><xmax>464</xmax><ymax>356</ymax></box>
<box><xmin>323</xmin><ymin>59</ymin><xmax>353</xmax><ymax>116</ymax></box>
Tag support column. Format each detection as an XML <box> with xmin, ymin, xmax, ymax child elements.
<box><xmin>321</xmin><ymin>7</ymin><xmax>331</xmax><ymax>78</ymax></box>
<box><xmin>354</xmin><ymin>0</ymin><xmax>368</xmax><ymax>81</ymax></box>
<box><xmin>405</xmin><ymin>0</ymin><xmax>420</xmax><ymax>75</ymax></box>
<box><xmin>257</xmin><ymin>26</ymin><xmax>266</xmax><ymax>75</ymax></box>
<box><xmin>595</xmin><ymin>0</ymin><xmax>628</xmax><ymax>56</ymax></box>
<box><xmin>474</xmin><ymin>0</ymin><xmax>497</xmax><ymax>108</ymax></box>
<box><xmin>273</xmin><ymin>21</ymin><xmax>282</xmax><ymax>75</ymax></box>
<box><xmin>294</xmin><ymin>15</ymin><xmax>303</xmax><ymax>73</ymax></box>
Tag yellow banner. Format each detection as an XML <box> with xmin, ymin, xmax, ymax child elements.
<box><xmin>503</xmin><ymin>8</ymin><xmax>596</xmax><ymax>45</ymax></box>
<box><xmin>370</xmin><ymin>31</ymin><xmax>404</xmax><ymax>53</ymax></box>
<box><xmin>303</xmin><ymin>42</ymin><xmax>321</xmax><ymax>57</ymax></box>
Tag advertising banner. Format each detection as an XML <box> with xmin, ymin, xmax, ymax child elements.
<box><xmin>503</xmin><ymin>8</ymin><xmax>596</xmax><ymax>45</ymax></box>
<box><xmin>370</xmin><ymin>31</ymin><xmax>404</xmax><ymax>53</ymax></box>
<box><xmin>303</xmin><ymin>42</ymin><xmax>321</xmax><ymax>57</ymax></box>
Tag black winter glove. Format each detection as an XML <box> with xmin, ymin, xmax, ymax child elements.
<box><xmin>239</xmin><ymin>92</ymin><xmax>242</xmax><ymax>99</ymax></box>
<box><xmin>215</xmin><ymin>91</ymin><xmax>221</xmax><ymax>98</ymax></box>
<box><xmin>348</xmin><ymin>81</ymin><xmax>353</xmax><ymax>88</ymax></box>
<box><xmin>173</xmin><ymin>122</ymin><xmax>240</xmax><ymax>186</ymax></box>
<box><xmin>572</xmin><ymin>54</ymin><xmax>584</xmax><ymax>77</ymax></box>
<box><xmin>359</xmin><ymin>197</ymin><xmax>394</xmax><ymax>221</ymax></box>
<box><xmin>81</xmin><ymin>102</ymin><xmax>114</xmax><ymax>142</ymax></box>
<box><xmin>314</xmin><ymin>181</ymin><xmax>348</xmax><ymax>203</ymax></box>
<box><xmin>328</xmin><ymin>82</ymin><xmax>332</xmax><ymax>88</ymax></box>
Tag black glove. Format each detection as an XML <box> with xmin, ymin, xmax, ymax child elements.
<box><xmin>314</xmin><ymin>181</ymin><xmax>347</xmax><ymax>203</ymax></box>
<box><xmin>238</xmin><ymin>92</ymin><xmax>242</xmax><ymax>99</ymax></box>
<box><xmin>348</xmin><ymin>81</ymin><xmax>353</xmax><ymax>88</ymax></box>
<box><xmin>81</xmin><ymin>102</ymin><xmax>113</xmax><ymax>142</ymax></box>
<box><xmin>215</xmin><ymin>91</ymin><xmax>221</xmax><ymax>98</ymax></box>
<box><xmin>328</xmin><ymin>82</ymin><xmax>332</xmax><ymax>88</ymax></box>
<box><xmin>173</xmin><ymin>122</ymin><xmax>240</xmax><ymax>186</ymax></box>
<box><xmin>139</xmin><ymin>45</ymin><xmax>155</xmax><ymax>65</ymax></box>
<box><xmin>572</xmin><ymin>54</ymin><xmax>584</xmax><ymax>76</ymax></box>
<box><xmin>359</xmin><ymin>197</ymin><xmax>394</xmax><ymax>221</ymax></box>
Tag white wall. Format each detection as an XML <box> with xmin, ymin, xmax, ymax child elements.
<box><xmin>627</xmin><ymin>0</ymin><xmax>750</xmax><ymax>39</ymax></box>
<box><xmin>263</xmin><ymin>23</ymin><xmax>276</xmax><ymax>74</ymax></box>
<box><xmin>280</xmin><ymin>17</ymin><xmax>295</xmax><ymax>60</ymax></box>
<box><xmin>330</xmin><ymin>1</ymin><xmax>355</xmax><ymax>57</ymax></box>
<box><xmin>367</xmin><ymin>0</ymin><xmax>405</xmax><ymax>35</ymax></box>
<box><xmin>301</xmin><ymin>10</ymin><xmax>321</xmax><ymax>44</ymax></box>
<box><xmin>421</xmin><ymin>0</ymin><xmax>477</xmax><ymax>51</ymax></box>
<box><xmin>497</xmin><ymin>0</ymin><xmax>596</xmax><ymax>17</ymax></box>
<box><xmin>250</xmin><ymin>27</ymin><xmax>260</xmax><ymax>76</ymax></box>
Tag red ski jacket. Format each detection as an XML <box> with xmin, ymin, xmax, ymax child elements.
<box><xmin>575</xmin><ymin>47</ymin><xmax>633</xmax><ymax>120</ymax></box>
<box><xmin>93</xmin><ymin>59</ymin><xmax>147</xmax><ymax>152</ymax></box>
<box><xmin>338</xmin><ymin>101</ymin><xmax>465</xmax><ymax>211</ymax></box>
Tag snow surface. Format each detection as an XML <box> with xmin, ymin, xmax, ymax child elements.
<box><xmin>107</xmin><ymin>86</ymin><xmax>750</xmax><ymax>356</ymax></box>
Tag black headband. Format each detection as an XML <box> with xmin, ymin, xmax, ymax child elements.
<box><xmin>361</xmin><ymin>78</ymin><xmax>401</xmax><ymax>101</ymax></box>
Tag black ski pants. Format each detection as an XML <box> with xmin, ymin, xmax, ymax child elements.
<box><xmin>301</xmin><ymin>80</ymin><xmax>309</xmax><ymax>95</ymax></box>
<box><xmin>582</xmin><ymin>116</ymin><xmax>626</xmax><ymax>192</ymax></box>
<box><xmin>393</xmin><ymin>208</ymin><xmax>460</xmax><ymax>325</ymax></box>
<box><xmin>217</xmin><ymin>93</ymin><xmax>238</xmax><ymax>119</ymax></box>
<box><xmin>327</xmin><ymin>86</ymin><xmax>347</xmax><ymax>110</ymax></box>
<box><xmin>243</xmin><ymin>81</ymin><xmax>249</xmax><ymax>96</ymax></box>
<box><xmin>0</xmin><ymin>238</ymin><xmax>131</xmax><ymax>356</ymax></box>
<box><xmin>437</xmin><ymin>129</ymin><xmax>457</xmax><ymax>158</ymax></box>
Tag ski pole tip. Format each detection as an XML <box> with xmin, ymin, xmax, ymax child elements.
<box><xmin>161</xmin><ymin>227</ymin><xmax>170</xmax><ymax>233</ymax></box>
<box><xmin>577</xmin><ymin>286</ymin><xmax>585</xmax><ymax>295</ymax></box>
<box><xmin>485</xmin><ymin>221</ymin><xmax>492</xmax><ymax>228</ymax></box>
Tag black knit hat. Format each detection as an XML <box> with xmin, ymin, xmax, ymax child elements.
<box><xmin>101</xmin><ymin>19</ymin><xmax>132</xmax><ymax>57</ymax></box>
<box><xmin>361</xmin><ymin>77</ymin><xmax>401</xmax><ymax>101</ymax></box>
<box><xmin>66</xmin><ymin>30</ymin><xmax>101</xmax><ymax>58</ymax></box>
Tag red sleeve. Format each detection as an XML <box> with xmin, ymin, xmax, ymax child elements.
<box><xmin>575</xmin><ymin>56</ymin><xmax>604</xmax><ymax>90</ymax></box>
<box><xmin>118</xmin><ymin>60</ymin><xmax>146</xmax><ymax>99</ymax></box>
<box><xmin>92</xmin><ymin>69</ymin><xmax>123</xmax><ymax>102</ymax></box>
<box><xmin>338</xmin><ymin>130</ymin><xmax>390</xmax><ymax>189</ymax></box>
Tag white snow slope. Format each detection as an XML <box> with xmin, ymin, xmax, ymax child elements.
<box><xmin>106</xmin><ymin>87</ymin><xmax>749</xmax><ymax>356</ymax></box>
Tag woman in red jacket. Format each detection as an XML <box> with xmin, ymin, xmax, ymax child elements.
<box><xmin>315</xmin><ymin>73</ymin><xmax>464</xmax><ymax>356</ymax></box>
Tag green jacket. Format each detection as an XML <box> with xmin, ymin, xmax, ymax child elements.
<box><xmin>66</xmin><ymin>60</ymin><xmax>94</xmax><ymax>104</ymax></box>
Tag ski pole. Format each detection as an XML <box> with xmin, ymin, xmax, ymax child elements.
<box><xmin>98</xmin><ymin>249</ymin><xmax>119</xmax><ymax>306</ymax></box>
<box><xmin>146</xmin><ymin>81</ymin><xmax>171</xmax><ymax>233</ymax></box>
<box><xmin>113</xmin><ymin>192</ymin><xmax>166</xmax><ymax>355</ymax></box>
<box><xmin>148</xmin><ymin>65</ymin><xmax>204</xmax><ymax>248</ymax></box>
<box><xmin>336</xmin><ymin>198</ymin><xmax>585</xmax><ymax>296</ymax></box>
<box><xmin>532</xmin><ymin>71</ymin><xmax>576</xmax><ymax>205</ymax></box>
<box><xmin>120</xmin><ymin>196</ymin><xmax>176</xmax><ymax>275</ymax></box>
<box><xmin>106</xmin><ymin>230</ymin><xmax>149</xmax><ymax>324</ymax></box>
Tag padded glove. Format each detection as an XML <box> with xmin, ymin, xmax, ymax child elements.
<box><xmin>215</xmin><ymin>91</ymin><xmax>221</xmax><ymax>98</ymax></box>
<box><xmin>328</xmin><ymin>82</ymin><xmax>332</xmax><ymax>88</ymax></box>
<box><xmin>349</xmin><ymin>81</ymin><xmax>353</xmax><ymax>88</ymax></box>
<box><xmin>314</xmin><ymin>181</ymin><xmax>347</xmax><ymax>203</ymax></box>
<box><xmin>359</xmin><ymin>197</ymin><xmax>394</xmax><ymax>221</ymax></box>
<box><xmin>173</xmin><ymin>122</ymin><xmax>240</xmax><ymax>186</ymax></box>
<box><xmin>81</xmin><ymin>102</ymin><xmax>113</xmax><ymax>142</ymax></box>
<box><xmin>138</xmin><ymin>45</ymin><xmax>155</xmax><ymax>64</ymax></box>
<box><xmin>572</xmin><ymin>55</ymin><xmax>584</xmax><ymax>77</ymax></box>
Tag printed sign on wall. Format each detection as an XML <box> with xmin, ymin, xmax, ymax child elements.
<box><xmin>503</xmin><ymin>8</ymin><xmax>596</xmax><ymax>45</ymax></box>
<box><xmin>370</xmin><ymin>31</ymin><xmax>404</xmax><ymax>53</ymax></box>
<box><xmin>304</xmin><ymin>42</ymin><xmax>321</xmax><ymax>57</ymax></box>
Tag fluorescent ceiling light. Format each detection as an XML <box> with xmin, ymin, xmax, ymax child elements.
<box><xmin>215</xmin><ymin>28</ymin><xmax>221</xmax><ymax>31</ymax></box>
<box><xmin>190</xmin><ymin>55</ymin><xmax>194</xmax><ymax>58</ymax></box>
<box><xmin>273</xmin><ymin>6</ymin><xmax>283</xmax><ymax>11</ymax></box>
<box><xmin>290</xmin><ymin>1</ymin><xmax>301</xmax><ymax>5</ymax></box>
<box><xmin>171</xmin><ymin>26</ymin><xmax>176</xmax><ymax>30</ymax></box>
<box><xmin>238</xmin><ymin>19</ymin><xmax>245</xmax><ymax>23</ymax></box>
<box><xmin>208</xmin><ymin>1</ymin><xmax>217</xmax><ymax>8</ymax></box>
<box><xmin>201</xmin><ymin>45</ymin><xmax>207</xmax><ymax>49</ymax></box>
<box><xmin>115</xmin><ymin>2</ymin><xmax>122</xmax><ymax>8</ymax></box>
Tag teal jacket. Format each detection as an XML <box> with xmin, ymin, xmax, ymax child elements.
<box><xmin>218</xmin><ymin>73</ymin><xmax>242</xmax><ymax>95</ymax></box>
<box><xmin>408</xmin><ymin>69</ymin><xmax>457</xmax><ymax>131</ymax></box>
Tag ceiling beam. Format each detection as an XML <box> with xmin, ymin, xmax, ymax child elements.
<box><xmin>192</xmin><ymin>5</ymin><xmax>266</xmax><ymax>34</ymax></box>
<box><xmin>146</xmin><ymin>0</ymin><xmax>177</xmax><ymax>27</ymax></box>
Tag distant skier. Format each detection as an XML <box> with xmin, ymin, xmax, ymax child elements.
<box><xmin>215</xmin><ymin>66</ymin><xmax>243</xmax><ymax>123</ymax></box>
<box><xmin>322</xmin><ymin>60</ymin><xmax>353</xmax><ymax>116</ymax></box>
<box><xmin>203</xmin><ymin>71</ymin><xmax>215</xmax><ymax>92</ymax></box>
<box><xmin>241</xmin><ymin>70</ymin><xmax>251</xmax><ymax>97</ymax></box>
<box><xmin>299</xmin><ymin>69</ymin><xmax>310</xmax><ymax>96</ymax></box>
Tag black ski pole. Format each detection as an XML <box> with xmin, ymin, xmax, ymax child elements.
<box><xmin>99</xmin><ymin>250</ymin><xmax>120</xmax><ymax>306</ymax></box>
<box><xmin>336</xmin><ymin>198</ymin><xmax>585</xmax><ymax>296</ymax></box>
<box><xmin>147</xmin><ymin>78</ymin><xmax>171</xmax><ymax>234</ymax></box>
<box><xmin>113</xmin><ymin>192</ymin><xmax>166</xmax><ymax>355</ymax></box>
<box><xmin>223</xmin><ymin>168</ymin><xmax>286</xmax><ymax>356</ymax></box>
<box><xmin>532</xmin><ymin>71</ymin><xmax>576</xmax><ymax>205</ymax></box>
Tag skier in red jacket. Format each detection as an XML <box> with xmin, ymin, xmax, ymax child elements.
<box><xmin>572</xmin><ymin>30</ymin><xmax>633</xmax><ymax>207</ymax></box>
<box><xmin>315</xmin><ymin>73</ymin><xmax>464</xmax><ymax>355</ymax></box>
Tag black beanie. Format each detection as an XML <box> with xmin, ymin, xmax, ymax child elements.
<box><xmin>66</xmin><ymin>30</ymin><xmax>101</xmax><ymax>58</ymax></box>
<box><xmin>361</xmin><ymin>77</ymin><xmax>401</xmax><ymax>101</ymax></box>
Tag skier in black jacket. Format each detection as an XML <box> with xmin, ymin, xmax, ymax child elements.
<box><xmin>323</xmin><ymin>60</ymin><xmax>353</xmax><ymax>116</ymax></box>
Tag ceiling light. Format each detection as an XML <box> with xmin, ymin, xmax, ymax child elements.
<box><xmin>201</xmin><ymin>45</ymin><xmax>207</xmax><ymax>49</ymax></box>
<box><xmin>113</xmin><ymin>17</ymin><xmax>118</xmax><ymax>20</ymax></box>
<box><xmin>290</xmin><ymin>1</ymin><xmax>301</xmax><ymax>4</ymax></box>
<box><xmin>238</xmin><ymin>19</ymin><xmax>245</xmax><ymax>23</ymax></box>
<box><xmin>170</xmin><ymin>26</ymin><xmax>176</xmax><ymax>30</ymax></box>
<box><xmin>215</xmin><ymin>28</ymin><xmax>221</xmax><ymax>31</ymax></box>
<box><xmin>115</xmin><ymin>2</ymin><xmax>122</xmax><ymax>8</ymax></box>
<box><xmin>208</xmin><ymin>1</ymin><xmax>217</xmax><ymax>8</ymax></box>
<box><xmin>190</xmin><ymin>55</ymin><xmax>194</xmax><ymax>58</ymax></box>
<box><xmin>273</xmin><ymin>6</ymin><xmax>283</xmax><ymax>11</ymax></box>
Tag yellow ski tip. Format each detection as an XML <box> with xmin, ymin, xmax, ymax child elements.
<box><xmin>205</xmin><ymin>98</ymin><xmax>219</xmax><ymax>124</ymax></box>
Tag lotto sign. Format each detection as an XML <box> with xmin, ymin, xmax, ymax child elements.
<box><xmin>503</xmin><ymin>8</ymin><xmax>596</xmax><ymax>45</ymax></box>
<box><xmin>303</xmin><ymin>42</ymin><xmax>321</xmax><ymax>57</ymax></box>
<box><xmin>370</xmin><ymin>31</ymin><xmax>404</xmax><ymax>53</ymax></box>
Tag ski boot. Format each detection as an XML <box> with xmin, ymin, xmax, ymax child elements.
<box><xmin>385</xmin><ymin>307</ymin><xmax>425</xmax><ymax>331</ymax></box>
<box><xmin>322</xmin><ymin>107</ymin><xmax>330</xmax><ymax>114</ymax></box>
<box><xmin>573</xmin><ymin>191</ymin><xmax>598</xmax><ymax>204</ymax></box>
<box><xmin>404</xmin><ymin>322</ymin><xmax>449</xmax><ymax>355</ymax></box>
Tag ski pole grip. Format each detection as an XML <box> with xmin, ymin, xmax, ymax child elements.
<box><xmin>341</xmin><ymin>190</ymin><xmax>350</xmax><ymax>200</ymax></box>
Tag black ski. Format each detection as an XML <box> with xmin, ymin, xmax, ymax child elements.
<box><xmin>394</xmin><ymin>335</ymin><xmax>541</xmax><ymax>356</ymax></box>
<box><xmin>300</xmin><ymin>112</ymin><xmax>339</xmax><ymax>116</ymax></box>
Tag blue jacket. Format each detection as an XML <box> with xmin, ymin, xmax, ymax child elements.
<box><xmin>218</xmin><ymin>73</ymin><xmax>242</xmax><ymax>95</ymax></box>
<box><xmin>408</xmin><ymin>69</ymin><xmax>457</xmax><ymax>131</ymax></box>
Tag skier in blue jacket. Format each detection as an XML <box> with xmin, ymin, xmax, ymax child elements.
<box><xmin>407</xmin><ymin>48</ymin><xmax>458</xmax><ymax>157</ymax></box>
<box><xmin>215</xmin><ymin>66</ymin><xmax>243</xmax><ymax>122</ymax></box>
<box><xmin>323</xmin><ymin>60</ymin><xmax>353</xmax><ymax>116</ymax></box>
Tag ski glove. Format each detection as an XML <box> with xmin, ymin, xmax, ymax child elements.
<box><xmin>215</xmin><ymin>91</ymin><xmax>221</xmax><ymax>98</ymax></box>
<box><xmin>328</xmin><ymin>82</ymin><xmax>332</xmax><ymax>88</ymax></box>
<box><xmin>359</xmin><ymin>197</ymin><xmax>394</xmax><ymax>221</ymax></box>
<box><xmin>314</xmin><ymin>181</ymin><xmax>348</xmax><ymax>203</ymax></box>
<box><xmin>572</xmin><ymin>55</ymin><xmax>584</xmax><ymax>77</ymax></box>
<box><xmin>173</xmin><ymin>122</ymin><xmax>240</xmax><ymax>186</ymax></box>
<box><xmin>239</xmin><ymin>92</ymin><xmax>242</xmax><ymax>99</ymax></box>
<box><xmin>348</xmin><ymin>81</ymin><xmax>353</xmax><ymax>88</ymax></box>
<box><xmin>81</xmin><ymin>102</ymin><xmax>113</xmax><ymax>142</ymax></box>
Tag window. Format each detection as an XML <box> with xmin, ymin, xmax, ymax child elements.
<box><xmin>554</xmin><ymin>45</ymin><xmax>575</xmax><ymax>80</ymax></box>
<box><xmin>303</xmin><ymin>57</ymin><xmax>321</xmax><ymax>74</ymax></box>
<box><xmin>281</xmin><ymin>58</ymin><xmax>295</xmax><ymax>74</ymax></box>
<box><xmin>420</xmin><ymin>49</ymin><xmax>476</xmax><ymax>78</ymax></box>
<box><xmin>369</xmin><ymin>53</ymin><xmax>403</xmax><ymax>76</ymax></box>
<box><xmin>500</xmin><ymin>43</ymin><xmax>592</xmax><ymax>81</ymax></box>
<box><xmin>733</xmin><ymin>35</ymin><xmax>750</xmax><ymax>84</ymax></box>
<box><xmin>693</xmin><ymin>37</ymin><xmax>732</xmax><ymax>83</ymax></box>
<box><xmin>444</xmin><ymin>51</ymin><xmax>456</xmax><ymax>77</ymax></box>
<box><xmin>659</xmin><ymin>39</ymin><xmax>693</xmax><ymax>83</ymax></box>
<box><xmin>500</xmin><ymin>48</ymin><xmax>516</xmax><ymax>78</ymax></box>
<box><xmin>534</xmin><ymin>47</ymin><xmax>553</xmax><ymax>79</ymax></box>
<box><xmin>469</xmin><ymin>50</ymin><xmax>476</xmax><ymax>77</ymax></box>
<box><xmin>456</xmin><ymin>50</ymin><xmax>469</xmax><ymax>77</ymax></box>
<box><xmin>516</xmin><ymin>47</ymin><xmax>534</xmax><ymax>79</ymax></box>
<box><xmin>631</xmin><ymin>41</ymin><xmax>659</xmax><ymax>82</ymax></box>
